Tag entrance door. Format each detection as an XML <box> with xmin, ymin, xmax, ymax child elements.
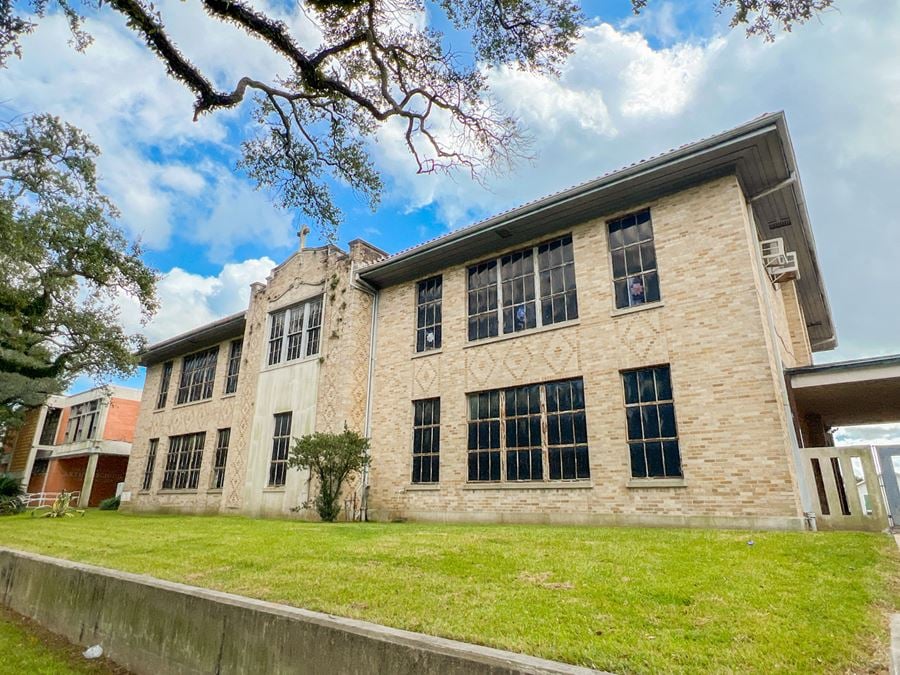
<box><xmin>876</xmin><ymin>446</ymin><xmax>900</xmax><ymax>528</ymax></box>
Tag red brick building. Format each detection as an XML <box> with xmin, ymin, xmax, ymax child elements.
<box><xmin>1</xmin><ymin>385</ymin><xmax>141</xmax><ymax>507</ymax></box>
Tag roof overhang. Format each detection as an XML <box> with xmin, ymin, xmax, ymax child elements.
<box><xmin>139</xmin><ymin>312</ymin><xmax>246</xmax><ymax>367</ymax></box>
<box><xmin>788</xmin><ymin>355</ymin><xmax>900</xmax><ymax>426</ymax></box>
<box><xmin>358</xmin><ymin>112</ymin><xmax>836</xmax><ymax>352</ymax></box>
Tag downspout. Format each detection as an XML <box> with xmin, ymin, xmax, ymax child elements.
<box><xmin>747</xmin><ymin>202</ymin><xmax>817</xmax><ymax>530</ymax></box>
<box><xmin>352</xmin><ymin>266</ymin><xmax>379</xmax><ymax>522</ymax></box>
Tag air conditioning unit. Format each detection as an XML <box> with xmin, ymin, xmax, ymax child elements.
<box><xmin>769</xmin><ymin>251</ymin><xmax>800</xmax><ymax>281</ymax></box>
<box><xmin>760</xmin><ymin>238</ymin><xmax>787</xmax><ymax>266</ymax></box>
<box><xmin>760</xmin><ymin>238</ymin><xmax>800</xmax><ymax>282</ymax></box>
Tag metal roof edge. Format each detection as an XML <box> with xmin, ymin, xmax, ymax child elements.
<box><xmin>358</xmin><ymin>113</ymin><xmax>783</xmax><ymax>280</ymax></box>
<box><xmin>786</xmin><ymin>353</ymin><xmax>900</xmax><ymax>376</ymax></box>
<box><xmin>138</xmin><ymin>311</ymin><xmax>247</xmax><ymax>366</ymax></box>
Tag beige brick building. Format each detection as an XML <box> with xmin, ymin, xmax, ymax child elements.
<box><xmin>122</xmin><ymin>112</ymin><xmax>837</xmax><ymax>530</ymax></box>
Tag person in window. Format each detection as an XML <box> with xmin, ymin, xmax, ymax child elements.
<box><xmin>515</xmin><ymin>304</ymin><xmax>527</xmax><ymax>330</ymax></box>
<box><xmin>629</xmin><ymin>277</ymin><xmax>645</xmax><ymax>306</ymax></box>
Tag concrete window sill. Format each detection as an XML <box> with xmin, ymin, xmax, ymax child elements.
<box><xmin>411</xmin><ymin>348</ymin><xmax>442</xmax><ymax>360</ymax></box>
<box><xmin>262</xmin><ymin>487</ymin><xmax>286</xmax><ymax>493</ymax></box>
<box><xmin>610</xmin><ymin>301</ymin><xmax>664</xmax><ymax>318</ymax></box>
<box><xmin>463</xmin><ymin>481</ymin><xmax>593</xmax><ymax>490</ymax></box>
<box><xmin>627</xmin><ymin>478</ymin><xmax>686</xmax><ymax>488</ymax></box>
<box><xmin>463</xmin><ymin>319</ymin><xmax>579</xmax><ymax>350</ymax></box>
<box><xmin>171</xmin><ymin>398</ymin><xmax>214</xmax><ymax>411</ymax></box>
<box><xmin>157</xmin><ymin>490</ymin><xmax>199</xmax><ymax>495</ymax></box>
<box><xmin>404</xmin><ymin>484</ymin><xmax>440</xmax><ymax>492</ymax></box>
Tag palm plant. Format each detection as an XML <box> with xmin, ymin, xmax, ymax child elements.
<box><xmin>31</xmin><ymin>491</ymin><xmax>85</xmax><ymax>518</ymax></box>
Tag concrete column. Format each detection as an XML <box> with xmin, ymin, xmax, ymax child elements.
<box><xmin>79</xmin><ymin>454</ymin><xmax>99</xmax><ymax>508</ymax></box>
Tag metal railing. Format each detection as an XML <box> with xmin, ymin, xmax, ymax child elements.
<box><xmin>23</xmin><ymin>491</ymin><xmax>81</xmax><ymax>508</ymax></box>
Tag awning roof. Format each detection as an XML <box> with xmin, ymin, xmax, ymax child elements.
<box><xmin>358</xmin><ymin>112</ymin><xmax>836</xmax><ymax>352</ymax></box>
<box><xmin>788</xmin><ymin>355</ymin><xmax>900</xmax><ymax>426</ymax></box>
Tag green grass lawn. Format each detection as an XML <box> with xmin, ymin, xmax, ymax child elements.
<box><xmin>0</xmin><ymin>607</ymin><xmax>125</xmax><ymax>674</ymax></box>
<box><xmin>0</xmin><ymin>512</ymin><xmax>897</xmax><ymax>673</ymax></box>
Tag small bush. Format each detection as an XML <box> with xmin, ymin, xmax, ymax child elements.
<box><xmin>0</xmin><ymin>474</ymin><xmax>25</xmax><ymax>515</ymax></box>
<box><xmin>98</xmin><ymin>496</ymin><xmax>120</xmax><ymax>511</ymax></box>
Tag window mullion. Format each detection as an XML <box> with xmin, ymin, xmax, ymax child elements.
<box><xmin>280</xmin><ymin>310</ymin><xmax>288</xmax><ymax>363</ymax></box>
<box><xmin>533</xmin><ymin>245</ymin><xmax>543</xmax><ymax>329</ymax></box>
<box><xmin>499</xmin><ymin>390</ymin><xmax>507</xmax><ymax>482</ymax></box>
<box><xmin>540</xmin><ymin>385</ymin><xmax>549</xmax><ymax>482</ymax></box>
<box><xmin>299</xmin><ymin>302</ymin><xmax>309</xmax><ymax>360</ymax></box>
<box><xmin>495</xmin><ymin>260</ymin><xmax>504</xmax><ymax>337</ymax></box>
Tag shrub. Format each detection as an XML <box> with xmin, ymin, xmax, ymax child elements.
<box><xmin>98</xmin><ymin>496</ymin><xmax>120</xmax><ymax>511</ymax></box>
<box><xmin>0</xmin><ymin>474</ymin><xmax>25</xmax><ymax>515</ymax></box>
<box><xmin>288</xmin><ymin>426</ymin><xmax>370</xmax><ymax>522</ymax></box>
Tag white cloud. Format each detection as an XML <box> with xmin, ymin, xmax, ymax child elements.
<box><xmin>120</xmin><ymin>257</ymin><xmax>277</xmax><ymax>344</ymax></box>
<box><xmin>0</xmin><ymin>0</ymin><xmax>318</xmax><ymax>255</ymax></box>
<box><xmin>373</xmin><ymin>0</ymin><xmax>900</xmax><ymax>367</ymax></box>
<box><xmin>834</xmin><ymin>424</ymin><xmax>900</xmax><ymax>448</ymax></box>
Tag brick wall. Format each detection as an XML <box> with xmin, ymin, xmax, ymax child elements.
<box><xmin>366</xmin><ymin>175</ymin><xmax>810</xmax><ymax>529</ymax></box>
<box><xmin>103</xmin><ymin>398</ymin><xmax>141</xmax><ymax>443</ymax></box>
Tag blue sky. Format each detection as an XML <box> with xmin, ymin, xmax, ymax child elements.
<box><xmin>2</xmin><ymin>0</ymin><xmax>899</xmax><ymax>442</ymax></box>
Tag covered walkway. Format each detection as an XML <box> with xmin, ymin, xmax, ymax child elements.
<box><xmin>787</xmin><ymin>355</ymin><xmax>900</xmax><ymax>531</ymax></box>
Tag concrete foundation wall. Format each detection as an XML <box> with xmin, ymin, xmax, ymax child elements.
<box><xmin>0</xmin><ymin>548</ymin><xmax>598</xmax><ymax>675</ymax></box>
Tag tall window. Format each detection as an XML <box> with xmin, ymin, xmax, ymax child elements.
<box><xmin>468</xmin><ymin>378</ymin><xmax>589</xmax><ymax>482</ymax></box>
<box><xmin>64</xmin><ymin>399</ymin><xmax>101</xmax><ymax>443</ymax></box>
<box><xmin>467</xmin><ymin>390</ymin><xmax>501</xmax><ymax>481</ymax></box>
<box><xmin>161</xmin><ymin>432</ymin><xmax>206</xmax><ymax>490</ymax></box>
<box><xmin>623</xmin><ymin>365</ymin><xmax>681</xmax><ymax>478</ymax></box>
<box><xmin>176</xmin><ymin>348</ymin><xmax>219</xmax><ymax>405</ymax></box>
<box><xmin>156</xmin><ymin>361</ymin><xmax>173</xmax><ymax>409</ymax></box>
<box><xmin>38</xmin><ymin>407</ymin><xmax>61</xmax><ymax>446</ymax></box>
<box><xmin>142</xmin><ymin>439</ymin><xmax>159</xmax><ymax>491</ymax></box>
<box><xmin>608</xmin><ymin>210</ymin><xmax>660</xmax><ymax>309</ymax></box>
<box><xmin>224</xmin><ymin>340</ymin><xmax>242</xmax><ymax>395</ymax></box>
<box><xmin>267</xmin><ymin>297</ymin><xmax>323</xmax><ymax>366</ymax></box>
<box><xmin>415</xmin><ymin>276</ymin><xmax>442</xmax><ymax>352</ymax></box>
<box><xmin>269</xmin><ymin>412</ymin><xmax>292</xmax><ymax>487</ymax></box>
<box><xmin>211</xmin><ymin>428</ymin><xmax>230</xmax><ymax>490</ymax></box>
<box><xmin>467</xmin><ymin>235</ymin><xmax>578</xmax><ymax>341</ymax></box>
<box><xmin>411</xmin><ymin>398</ymin><xmax>440</xmax><ymax>483</ymax></box>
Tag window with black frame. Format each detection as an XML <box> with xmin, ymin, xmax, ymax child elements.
<box><xmin>411</xmin><ymin>398</ymin><xmax>440</xmax><ymax>483</ymax></box>
<box><xmin>142</xmin><ymin>438</ymin><xmax>158</xmax><ymax>491</ymax></box>
<box><xmin>156</xmin><ymin>361</ymin><xmax>173</xmax><ymax>409</ymax></box>
<box><xmin>224</xmin><ymin>340</ymin><xmax>242</xmax><ymax>395</ymax></box>
<box><xmin>415</xmin><ymin>276</ymin><xmax>442</xmax><ymax>352</ymax></box>
<box><xmin>176</xmin><ymin>348</ymin><xmax>219</xmax><ymax>405</ymax></box>
<box><xmin>467</xmin><ymin>378</ymin><xmax>589</xmax><ymax>483</ymax></box>
<box><xmin>161</xmin><ymin>432</ymin><xmax>205</xmax><ymax>490</ymax></box>
<box><xmin>622</xmin><ymin>365</ymin><xmax>681</xmax><ymax>478</ymax></box>
<box><xmin>211</xmin><ymin>428</ymin><xmax>230</xmax><ymax>490</ymax></box>
<box><xmin>269</xmin><ymin>412</ymin><xmax>292</xmax><ymax>487</ymax></box>
<box><xmin>608</xmin><ymin>210</ymin><xmax>660</xmax><ymax>309</ymax></box>
<box><xmin>467</xmin><ymin>235</ymin><xmax>578</xmax><ymax>342</ymax></box>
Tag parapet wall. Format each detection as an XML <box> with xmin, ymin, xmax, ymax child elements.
<box><xmin>0</xmin><ymin>547</ymin><xmax>600</xmax><ymax>675</ymax></box>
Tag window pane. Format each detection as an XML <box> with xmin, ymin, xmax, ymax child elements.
<box><xmin>646</xmin><ymin>442</ymin><xmax>664</xmax><ymax>477</ymax></box>
<box><xmin>644</xmin><ymin>271</ymin><xmax>660</xmax><ymax>303</ymax></box>
<box><xmin>626</xmin><ymin>407</ymin><xmax>643</xmax><ymax>440</ymax></box>
<box><xmin>655</xmin><ymin>366</ymin><xmax>672</xmax><ymax>401</ymax></box>
<box><xmin>663</xmin><ymin>441</ymin><xmax>682</xmax><ymax>477</ymax></box>
<box><xmin>630</xmin><ymin>443</ymin><xmax>647</xmax><ymax>478</ymax></box>
<box><xmin>638</xmin><ymin>370</ymin><xmax>656</xmax><ymax>403</ymax></box>
<box><xmin>641</xmin><ymin>405</ymin><xmax>661</xmax><ymax>439</ymax></box>
<box><xmin>623</xmin><ymin>371</ymin><xmax>639</xmax><ymax>405</ymax></box>
<box><xmin>659</xmin><ymin>403</ymin><xmax>677</xmax><ymax>437</ymax></box>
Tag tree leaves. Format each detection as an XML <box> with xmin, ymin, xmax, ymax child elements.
<box><xmin>0</xmin><ymin>114</ymin><xmax>158</xmax><ymax>431</ymax></box>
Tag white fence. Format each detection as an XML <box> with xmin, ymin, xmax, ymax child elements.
<box><xmin>23</xmin><ymin>492</ymin><xmax>81</xmax><ymax>509</ymax></box>
<box><xmin>802</xmin><ymin>446</ymin><xmax>888</xmax><ymax>531</ymax></box>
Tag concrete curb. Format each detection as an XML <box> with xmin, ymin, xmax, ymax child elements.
<box><xmin>0</xmin><ymin>547</ymin><xmax>606</xmax><ymax>675</ymax></box>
